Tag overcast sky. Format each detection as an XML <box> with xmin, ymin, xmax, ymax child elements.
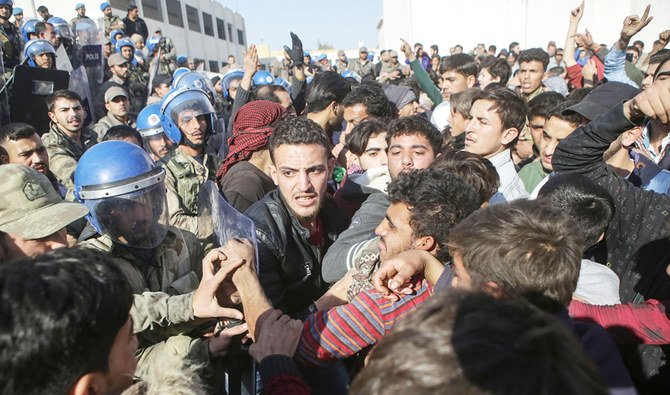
<box><xmin>225</xmin><ymin>0</ymin><xmax>382</xmax><ymax>51</ymax></box>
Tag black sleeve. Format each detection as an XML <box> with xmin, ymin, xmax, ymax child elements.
<box><xmin>226</xmin><ymin>86</ymin><xmax>252</xmax><ymax>136</ymax></box>
<box><xmin>290</xmin><ymin>78</ymin><xmax>306</xmax><ymax>115</ymax></box>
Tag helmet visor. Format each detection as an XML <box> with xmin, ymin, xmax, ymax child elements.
<box><xmin>168</xmin><ymin>93</ymin><xmax>214</xmax><ymax>128</ymax></box>
<box><xmin>86</xmin><ymin>183</ymin><xmax>168</xmax><ymax>249</ymax></box>
<box><xmin>142</xmin><ymin>131</ymin><xmax>174</xmax><ymax>159</ymax></box>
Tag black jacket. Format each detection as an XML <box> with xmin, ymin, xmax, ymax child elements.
<box><xmin>122</xmin><ymin>16</ymin><xmax>148</xmax><ymax>40</ymax></box>
<box><xmin>245</xmin><ymin>189</ymin><xmax>348</xmax><ymax>320</ymax></box>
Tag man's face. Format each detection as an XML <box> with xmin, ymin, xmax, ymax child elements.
<box><xmin>103</xmin><ymin>42</ymin><xmax>112</xmax><ymax>57</ymax></box>
<box><xmin>2</xmin><ymin>134</ymin><xmax>49</xmax><ymax>174</ymax></box>
<box><xmin>228</xmin><ymin>55</ymin><xmax>235</xmax><ymax>64</ymax></box>
<box><xmin>448</xmin><ymin>108</ymin><xmax>469</xmax><ymax>135</ymax></box>
<box><xmin>228</xmin><ymin>79</ymin><xmax>241</xmax><ymax>100</ymax></box>
<box><xmin>642</xmin><ymin>61</ymin><xmax>670</xmax><ymax>90</ymax></box>
<box><xmin>111</xmin><ymin>62</ymin><xmax>130</xmax><ymax>79</ymax></box>
<box><xmin>465</xmin><ymin>99</ymin><xmax>517</xmax><ymax>158</ymax></box>
<box><xmin>214</xmin><ymin>80</ymin><xmax>222</xmax><ymax>94</ymax></box>
<box><xmin>627</xmin><ymin>50</ymin><xmax>639</xmax><ymax>64</ymax></box>
<box><xmin>177</xmin><ymin>111</ymin><xmax>208</xmax><ymax>146</ymax></box>
<box><xmin>381</xmin><ymin>52</ymin><xmax>389</xmax><ymax>62</ymax></box>
<box><xmin>39</xmin><ymin>24</ymin><xmax>58</xmax><ymax>47</ymax></box>
<box><xmin>477</xmin><ymin>67</ymin><xmax>499</xmax><ymax>89</ymax></box>
<box><xmin>343</xmin><ymin>103</ymin><xmax>370</xmax><ymax>135</ymax></box>
<box><xmin>0</xmin><ymin>5</ymin><xmax>13</xmax><ymax>19</ymax></box>
<box><xmin>547</xmin><ymin>45</ymin><xmax>556</xmax><ymax>57</ymax></box>
<box><xmin>48</xmin><ymin>98</ymin><xmax>85</xmax><ymax>133</ymax></box>
<box><xmin>518</xmin><ymin>61</ymin><xmax>545</xmax><ymax>94</ymax></box>
<box><xmin>103</xmin><ymin>7</ymin><xmax>112</xmax><ymax>17</ymax></box>
<box><xmin>359</xmin><ymin>51</ymin><xmax>368</xmax><ymax>61</ymax></box>
<box><xmin>146</xmin><ymin>133</ymin><xmax>173</xmax><ymax>160</ymax></box>
<box><xmin>155</xmin><ymin>83</ymin><xmax>170</xmax><ymax>98</ymax></box>
<box><xmin>415</xmin><ymin>45</ymin><xmax>423</xmax><ymax>55</ymax></box>
<box><xmin>34</xmin><ymin>52</ymin><xmax>52</xmax><ymax>69</ymax></box>
<box><xmin>387</xmin><ymin>134</ymin><xmax>436</xmax><ymax>179</ymax></box>
<box><xmin>37</xmin><ymin>10</ymin><xmax>48</xmax><ymax>19</ymax></box>
<box><xmin>129</xmin><ymin>8</ymin><xmax>139</xmax><ymax>18</ymax></box>
<box><xmin>439</xmin><ymin>70</ymin><xmax>472</xmax><ymax>101</ymax></box>
<box><xmin>135</xmin><ymin>41</ymin><xmax>144</xmax><ymax>50</ymax></box>
<box><xmin>270</xmin><ymin>144</ymin><xmax>333</xmax><ymax>225</ymax></box>
<box><xmin>358</xmin><ymin>131</ymin><xmax>388</xmax><ymax>171</ymax></box>
<box><xmin>77</xmin><ymin>7</ymin><xmax>86</xmax><ymax>17</ymax></box>
<box><xmin>398</xmin><ymin>101</ymin><xmax>419</xmax><ymax>117</ymax></box>
<box><xmin>540</xmin><ymin>116</ymin><xmax>577</xmax><ymax>172</ymax></box>
<box><xmin>555</xmin><ymin>51</ymin><xmax>564</xmax><ymax>63</ymax></box>
<box><xmin>105</xmin><ymin>96</ymin><xmax>129</xmax><ymax>117</ymax></box>
<box><xmin>14</xmin><ymin>13</ymin><xmax>23</xmax><ymax>22</ymax></box>
<box><xmin>102</xmin><ymin>317</ymin><xmax>138</xmax><ymax>394</ymax></box>
<box><xmin>375</xmin><ymin>202</ymin><xmax>415</xmax><ymax>262</ymax></box>
<box><xmin>106</xmin><ymin>197</ymin><xmax>157</xmax><ymax>245</ymax></box>
<box><xmin>1</xmin><ymin>228</ymin><xmax>68</xmax><ymax>259</ymax></box>
<box><xmin>120</xmin><ymin>46</ymin><xmax>133</xmax><ymax>61</ymax></box>
<box><xmin>528</xmin><ymin>115</ymin><xmax>545</xmax><ymax>149</ymax></box>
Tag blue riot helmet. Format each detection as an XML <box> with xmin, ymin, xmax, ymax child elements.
<box><xmin>133</xmin><ymin>49</ymin><xmax>144</xmax><ymax>66</ymax></box>
<box><xmin>176</xmin><ymin>55</ymin><xmax>188</xmax><ymax>67</ymax></box>
<box><xmin>160</xmin><ymin>87</ymin><xmax>216</xmax><ymax>146</ymax></box>
<box><xmin>252</xmin><ymin>70</ymin><xmax>274</xmax><ymax>87</ymax></box>
<box><xmin>137</xmin><ymin>104</ymin><xmax>174</xmax><ymax>160</ymax></box>
<box><xmin>172</xmin><ymin>71</ymin><xmax>216</xmax><ymax>104</ymax></box>
<box><xmin>171</xmin><ymin>67</ymin><xmax>190</xmax><ymax>84</ymax></box>
<box><xmin>24</xmin><ymin>39</ymin><xmax>56</xmax><ymax>68</ymax></box>
<box><xmin>221</xmin><ymin>69</ymin><xmax>243</xmax><ymax>100</ymax></box>
<box><xmin>116</xmin><ymin>37</ymin><xmax>134</xmax><ymax>54</ymax></box>
<box><xmin>146</xmin><ymin>35</ymin><xmax>160</xmax><ymax>54</ymax></box>
<box><xmin>341</xmin><ymin>70</ymin><xmax>362</xmax><ymax>83</ymax></box>
<box><xmin>109</xmin><ymin>29</ymin><xmax>124</xmax><ymax>46</ymax></box>
<box><xmin>21</xmin><ymin>19</ymin><xmax>38</xmax><ymax>42</ymax></box>
<box><xmin>73</xmin><ymin>141</ymin><xmax>169</xmax><ymax>249</ymax></box>
<box><xmin>275</xmin><ymin>77</ymin><xmax>291</xmax><ymax>91</ymax></box>
<box><xmin>48</xmin><ymin>17</ymin><xmax>72</xmax><ymax>42</ymax></box>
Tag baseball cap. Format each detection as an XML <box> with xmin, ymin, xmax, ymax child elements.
<box><xmin>131</xmin><ymin>33</ymin><xmax>143</xmax><ymax>44</ymax></box>
<box><xmin>108</xmin><ymin>53</ymin><xmax>128</xmax><ymax>67</ymax></box>
<box><xmin>562</xmin><ymin>81</ymin><xmax>640</xmax><ymax>121</ymax></box>
<box><xmin>100</xmin><ymin>2</ymin><xmax>111</xmax><ymax>11</ymax></box>
<box><xmin>75</xmin><ymin>3</ymin><xmax>85</xmax><ymax>10</ymax></box>
<box><xmin>389</xmin><ymin>50</ymin><xmax>398</xmax><ymax>57</ymax></box>
<box><xmin>104</xmin><ymin>86</ymin><xmax>128</xmax><ymax>102</ymax></box>
<box><xmin>0</xmin><ymin>165</ymin><xmax>88</xmax><ymax>239</ymax></box>
<box><xmin>359</xmin><ymin>46</ymin><xmax>368</xmax><ymax>53</ymax></box>
<box><xmin>152</xmin><ymin>74</ymin><xmax>172</xmax><ymax>91</ymax></box>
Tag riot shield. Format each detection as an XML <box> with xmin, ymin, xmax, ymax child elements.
<box><xmin>0</xmin><ymin>42</ymin><xmax>8</xmax><ymax>124</ymax></box>
<box><xmin>74</xmin><ymin>19</ymin><xmax>103</xmax><ymax>92</ymax></box>
<box><xmin>196</xmin><ymin>180</ymin><xmax>259</xmax><ymax>272</ymax></box>
<box><xmin>10</xmin><ymin>66</ymin><xmax>69</xmax><ymax>133</ymax></box>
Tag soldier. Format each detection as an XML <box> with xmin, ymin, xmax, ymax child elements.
<box><xmin>41</xmin><ymin>90</ymin><xmax>98</xmax><ymax>193</ymax></box>
<box><xmin>136</xmin><ymin>103</ymin><xmax>174</xmax><ymax>161</ymax></box>
<box><xmin>11</xmin><ymin>6</ymin><xmax>21</xmax><ymax>29</ymax></box>
<box><xmin>70</xmin><ymin>3</ymin><xmax>93</xmax><ymax>35</ymax></box>
<box><xmin>96</xmin><ymin>53</ymin><xmax>133</xmax><ymax>119</ymax></box>
<box><xmin>117</xmin><ymin>37</ymin><xmax>147</xmax><ymax>111</ymax></box>
<box><xmin>92</xmin><ymin>86</ymin><xmax>135</xmax><ymax>139</ymax></box>
<box><xmin>73</xmin><ymin>140</ymin><xmax>247</xmax><ymax>381</ymax></box>
<box><xmin>159</xmin><ymin>87</ymin><xmax>219</xmax><ymax>238</ymax></box>
<box><xmin>0</xmin><ymin>0</ymin><xmax>20</xmax><ymax>71</ymax></box>
<box><xmin>23</xmin><ymin>39</ymin><xmax>56</xmax><ymax>69</ymax></box>
<box><xmin>101</xmin><ymin>2</ymin><xmax>124</xmax><ymax>36</ymax></box>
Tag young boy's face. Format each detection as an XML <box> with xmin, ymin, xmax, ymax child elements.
<box><xmin>464</xmin><ymin>99</ymin><xmax>518</xmax><ymax>159</ymax></box>
<box><xmin>439</xmin><ymin>70</ymin><xmax>473</xmax><ymax>101</ymax></box>
<box><xmin>358</xmin><ymin>132</ymin><xmax>388</xmax><ymax>171</ymax></box>
<box><xmin>448</xmin><ymin>108</ymin><xmax>469</xmax><ymax>135</ymax></box>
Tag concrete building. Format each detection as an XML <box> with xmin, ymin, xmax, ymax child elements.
<box><xmin>378</xmin><ymin>0</ymin><xmax>670</xmax><ymax>58</ymax></box>
<box><xmin>15</xmin><ymin>0</ymin><xmax>246</xmax><ymax>72</ymax></box>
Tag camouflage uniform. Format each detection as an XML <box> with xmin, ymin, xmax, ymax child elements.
<box><xmin>40</xmin><ymin>123</ymin><xmax>98</xmax><ymax>196</ymax></box>
<box><xmin>92</xmin><ymin>112</ymin><xmax>135</xmax><ymax>140</ymax></box>
<box><xmin>103</xmin><ymin>15</ymin><xmax>124</xmax><ymax>36</ymax></box>
<box><xmin>160</xmin><ymin>148</ymin><xmax>218</xmax><ymax>239</ymax></box>
<box><xmin>0</xmin><ymin>21</ymin><xmax>20</xmax><ymax>71</ymax></box>
<box><xmin>78</xmin><ymin>226</ymin><xmax>211</xmax><ymax>380</ymax></box>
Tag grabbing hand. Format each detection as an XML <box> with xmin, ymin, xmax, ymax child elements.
<box><xmin>371</xmin><ymin>250</ymin><xmax>436</xmax><ymax>301</ymax></box>
<box><xmin>249</xmin><ymin>309</ymin><xmax>302</xmax><ymax>363</ymax></box>
<box><xmin>192</xmin><ymin>248</ymin><xmax>246</xmax><ymax>319</ymax></box>
<box><xmin>621</xmin><ymin>5</ymin><xmax>653</xmax><ymax>41</ymax></box>
<box><xmin>208</xmin><ymin>319</ymin><xmax>249</xmax><ymax>357</ymax></box>
<box><xmin>283</xmin><ymin>31</ymin><xmax>305</xmax><ymax>68</ymax></box>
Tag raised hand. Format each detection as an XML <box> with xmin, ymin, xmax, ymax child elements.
<box><xmin>283</xmin><ymin>31</ymin><xmax>305</xmax><ymax>67</ymax></box>
<box><xmin>570</xmin><ymin>1</ymin><xmax>585</xmax><ymax>24</ymax></box>
<box><xmin>621</xmin><ymin>5</ymin><xmax>653</xmax><ymax>41</ymax></box>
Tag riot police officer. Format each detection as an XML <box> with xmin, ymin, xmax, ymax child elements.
<box><xmin>24</xmin><ymin>39</ymin><xmax>56</xmax><ymax>69</ymax></box>
<box><xmin>0</xmin><ymin>0</ymin><xmax>20</xmax><ymax>71</ymax></box>
<box><xmin>136</xmin><ymin>103</ymin><xmax>174</xmax><ymax>161</ymax></box>
<box><xmin>117</xmin><ymin>37</ymin><xmax>147</xmax><ymax>114</ymax></box>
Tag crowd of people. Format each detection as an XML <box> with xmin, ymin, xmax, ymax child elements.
<box><xmin>2</xmin><ymin>0</ymin><xmax>670</xmax><ymax>393</ymax></box>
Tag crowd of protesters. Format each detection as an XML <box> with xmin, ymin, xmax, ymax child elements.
<box><xmin>3</xmin><ymin>0</ymin><xmax>670</xmax><ymax>394</ymax></box>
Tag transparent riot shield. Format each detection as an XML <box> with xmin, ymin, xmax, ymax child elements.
<box><xmin>74</xmin><ymin>19</ymin><xmax>103</xmax><ymax>91</ymax></box>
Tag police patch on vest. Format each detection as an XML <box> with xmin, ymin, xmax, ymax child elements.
<box><xmin>23</xmin><ymin>181</ymin><xmax>47</xmax><ymax>201</ymax></box>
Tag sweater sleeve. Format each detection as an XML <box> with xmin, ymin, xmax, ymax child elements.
<box><xmin>410</xmin><ymin>59</ymin><xmax>442</xmax><ymax>106</ymax></box>
<box><xmin>259</xmin><ymin>355</ymin><xmax>311</xmax><ymax>395</ymax></box>
<box><xmin>567</xmin><ymin>63</ymin><xmax>583</xmax><ymax>89</ymax></box>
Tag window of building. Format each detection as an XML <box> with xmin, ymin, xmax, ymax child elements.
<box><xmin>202</xmin><ymin>12</ymin><xmax>213</xmax><ymax>36</ymax></box>
<box><xmin>227</xmin><ymin>23</ymin><xmax>233</xmax><ymax>42</ymax></box>
<box><xmin>166</xmin><ymin>0</ymin><xmax>183</xmax><ymax>27</ymax></box>
<box><xmin>209</xmin><ymin>61</ymin><xmax>219</xmax><ymax>72</ymax></box>
<box><xmin>140</xmin><ymin>0</ymin><xmax>163</xmax><ymax>21</ymax></box>
<box><xmin>216</xmin><ymin>17</ymin><xmax>225</xmax><ymax>40</ymax></box>
<box><xmin>110</xmin><ymin>0</ymin><xmax>132</xmax><ymax>11</ymax></box>
<box><xmin>185</xmin><ymin>5</ymin><xmax>200</xmax><ymax>32</ymax></box>
<box><xmin>237</xmin><ymin>29</ymin><xmax>245</xmax><ymax>45</ymax></box>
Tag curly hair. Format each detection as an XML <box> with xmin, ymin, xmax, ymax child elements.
<box><xmin>268</xmin><ymin>117</ymin><xmax>331</xmax><ymax>162</ymax></box>
<box><xmin>435</xmin><ymin>150</ymin><xmax>499</xmax><ymax>205</ymax></box>
<box><xmin>387</xmin><ymin>168</ymin><xmax>480</xmax><ymax>262</ymax></box>
<box><xmin>342</xmin><ymin>84</ymin><xmax>392</xmax><ymax>118</ymax></box>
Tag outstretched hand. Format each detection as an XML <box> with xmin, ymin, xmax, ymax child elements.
<box><xmin>243</xmin><ymin>45</ymin><xmax>258</xmax><ymax>75</ymax></box>
<box><xmin>193</xmin><ymin>247</ymin><xmax>246</xmax><ymax>319</ymax></box>
<box><xmin>624</xmin><ymin>78</ymin><xmax>670</xmax><ymax>125</ymax></box>
<box><xmin>283</xmin><ymin>31</ymin><xmax>305</xmax><ymax>67</ymax></box>
<box><xmin>400</xmin><ymin>38</ymin><xmax>415</xmax><ymax>62</ymax></box>
<box><xmin>621</xmin><ymin>5</ymin><xmax>653</xmax><ymax>41</ymax></box>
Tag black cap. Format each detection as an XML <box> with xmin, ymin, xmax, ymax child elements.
<box><xmin>152</xmin><ymin>74</ymin><xmax>172</xmax><ymax>91</ymax></box>
<box><xmin>562</xmin><ymin>82</ymin><xmax>640</xmax><ymax>121</ymax></box>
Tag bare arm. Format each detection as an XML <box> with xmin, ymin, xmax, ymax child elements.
<box><xmin>564</xmin><ymin>1</ymin><xmax>585</xmax><ymax>68</ymax></box>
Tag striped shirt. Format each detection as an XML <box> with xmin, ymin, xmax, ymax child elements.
<box><xmin>295</xmin><ymin>277</ymin><xmax>433</xmax><ymax>367</ymax></box>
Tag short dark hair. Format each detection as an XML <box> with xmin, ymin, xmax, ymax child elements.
<box><xmin>509</xmin><ymin>41</ymin><xmax>520</xmax><ymax>51</ymax></box>
<box><xmin>269</xmin><ymin>117</ymin><xmax>331</xmax><ymax>162</ymax></box>
<box><xmin>471</xmin><ymin>88</ymin><xmax>527</xmax><ymax>133</ymax></box>
<box><xmin>633</xmin><ymin>40</ymin><xmax>644</xmax><ymax>48</ymax></box>
<box><xmin>46</xmin><ymin>90</ymin><xmax>82</xmax><ymax>112</ymax></box>
<box><xmin>0</xmin><ymin>248</ymin><xmax>133</xmax><ymax>394</ymax></box>
<box><xmin>435</xmin><ymin>150</ymin><xmax>499</xmax><ymax>205</ymax></box>
<box><xmin>37</xmin><ymin>5</ymin><xmax>48</xmax><ymax>12</ymax></box>
<box><xmin>386</xmin><ymin>115</ymin><xmax>442</xmax><ymax>156</ymax></box>
<box><xmin>538</xmin><ymin>173</ymin><xmax>615</xmax><ymax>249</ymax></box>
<box><xmin>566</xmin><ymin>87</ymin><xmax>593</xmax><ymax>101</ymax></box>
<box><xmin>0</xmin><ymin>123</ymin><xmax>38</xmax><ymax>144</ymax></box>
<box><xmin>253</xmin><ymin>85</ymin><xmax>289</xmax><ymax>105</ymax></box>
<box><xmin>342</xmin><ymin>84</ymin><xmax>392</xmax><ymax>118</ymax></box>
<box><xmin>626</xmin><ymin>46</ymin><xmax>640</xmax><ymax>56</ymax></box>
<box><xmin>351</xmin><ymin>290</ymin><xmax>608</xmax><ymax>395</ymax></box>
<box><xmin>439</xmin><ymin>53</ymin><xmax>478</xmax><ymax>77</ymax></box>
<box><xmin>345</xmin><ymin>119</ymin><xmax>387</xmax><ymax>157</ymax></box>
<box><xmin>449</xmin><ymin>88</ymin><xmax>480</xmax><ymax>117</ymax></box>
<box><xmin>545</xmin><ymin>100</ymin><xmax>582</xmax><ymax>126</ymax></box>
<box><xmin>448</xmin><ymin>200</ymin><xmax>583</xmax><ymax>306</ymax></box>
<box><xmin>518</xmin><ymin>48</ymin><xmax>550</xmax><ymax>71</ymax></box>
<box><xmin>387</xmin><ymin>168</ymin><xmax>480</xmax><ymax>262</ymax></box>
<box><xmin>305</xmin><ymin>71</ymin><xmax>352</xmax><ymax>113</ymax></box>
<box><xmin>528</xmin><ymin>91</ymin><xmax>566</xmax><ymax>119</ymax></box>
<box><xmin>430</xmin><ymin>44</ymin><xmax>439</xmax><ymax>52</ymax></box>
<box><xmin>479</xmin><ymin>56</ymin><xmax>512</xmax><ymax>85</ymax></box>
<box><xmin>34</xmin><ymin>21</ymin><xmax>52</xmax><ymax>37</ymax></box>
<box><xmin>488</xmin><ymin>44</ymin><xmax>497</xmax><ymax>53</ymax></box>
<box><xmin>103</xmin><ymin>125</ymin><xmax>144</xmax><ymax>148</ymax></box>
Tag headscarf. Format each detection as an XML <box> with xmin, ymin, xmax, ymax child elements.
<box><xmin>216</xmin><ymin>100</ymin><xmax>288</xmax><ymax>181</ymax></box>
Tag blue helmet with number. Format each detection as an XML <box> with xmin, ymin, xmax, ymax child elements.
<box><xmin>252</xmin><ymin>70</ymin><xmax>274</xmax><ymax>87</ymax></box>
<box><xmin>74</xmin><ymin>141</ymin><xmax>169</xmax><ymax>249</ymax></box>
<box><xmin>137</xmin><ymin>104</ymin><xmax>174</xmax><ymax>158</ymax></box>
<box><xmin>109</xmin><ymin>29</ymin><xmax>124</xmax><ymax>46</ymax></box>
<box><xmin>24</xmin><ymin>39</ymin><xmax>56</xmax><ymax>68</ymax></box>
<box><xmin>146</xmin><ymin>35</ymin><xmax>161</xmax><ymax>53</ymax></box>
<box><xmin>21</xmin><ymin>19</ymin><xmax>39</xmax><ymax>43</ymax></box>
<box><xmin>221</xmin><ymin>69</ymin><xmax>243</xmax><ymax>100</ymax></box>
<box><xmin>172</xmin><ymin>67</ymin><xmax>190</xmax><ymax>83</ymax></box>
<box><xmin>159</xmin><ymin>87</ymin><xmax>216</xmax><ymax>145</ymax></box>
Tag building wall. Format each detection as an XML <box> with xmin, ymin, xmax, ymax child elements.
<box><xmin>15</xmin><ymin>0</ymin><xmax>246</xmax><ymax>72</ymax></box>
<box><xmin>379</xmin><ymin>0</ymin><xmax>670</xmax><ymax>56</ymax></box>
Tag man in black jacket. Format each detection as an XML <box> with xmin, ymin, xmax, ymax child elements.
<box><xmin>245</xmin><ymin>117</ymin><xmax>348</xmax><ymax>320</ymax></box>
<box><xmin>122</xmin><ymin>4</ymin><xmax>148</xmax><ymax>41</ymax></box>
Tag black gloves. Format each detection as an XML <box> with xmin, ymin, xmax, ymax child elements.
<box><xmin>283</xmin><ymin>32</ymin><xmax>304</xmax><ymax>68</ymax></box>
